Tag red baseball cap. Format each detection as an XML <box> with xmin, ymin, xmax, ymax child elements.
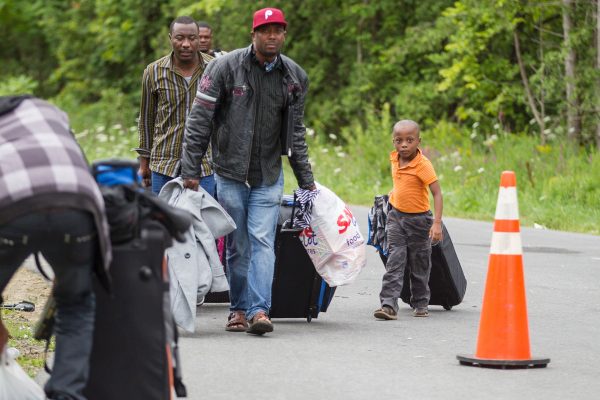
<box><xmin>253</xmin><ymin>8</ymin><xmax>287</xmax><ymax>30</ymax></box>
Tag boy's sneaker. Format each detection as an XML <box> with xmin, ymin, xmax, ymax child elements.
<box><xmin>246</xmin><ymin>311</ymin><xmax>274</xmax><ymax>335</ymax></box>
<box><xmin>413</xmin><ymin>307</ymin><xmax>429</xmax><ymax>317</ymax></box>
<box><xmin>373</xmin><ymin>306</ymin><xmax>397</xmax><ymax>320</ymax></box>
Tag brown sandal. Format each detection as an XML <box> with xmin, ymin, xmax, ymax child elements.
<box><xmin>246</xmin><ymin>311</ymin><xmax>273</xmax><ymax>335</ymax></box>
<box><xmin>373</xmin><ymin>306</ymin><xmax>398</xmax><ymax>320</ymax></box>
<box><xmin>225</xmin><ymin>311</ymin><xmax>248</xmax><ymax>332</ymax></box>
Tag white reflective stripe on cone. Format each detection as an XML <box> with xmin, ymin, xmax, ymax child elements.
<box><xmin>490</xmin><ymin>232</ymin><xmax>523</xmax><ymax>255</ymax></box>
<box><xmin>494</xmin><ymin>187</ymin><xmax>519</xmax><ymax>220</ymax></box>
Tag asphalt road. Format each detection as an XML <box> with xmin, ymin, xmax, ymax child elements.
<box><xmin>180</xmin><ymin>205</ymin><xmax>600</xmax><ymax>400</ymax></box>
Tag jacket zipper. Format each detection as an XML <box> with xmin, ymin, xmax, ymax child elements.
<box><xmin>244</xmin><ymin>77</ymin><xmax>256</xmax><ymax>188</ymax></box>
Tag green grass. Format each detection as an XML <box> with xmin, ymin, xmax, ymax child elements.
<box><xmin>1</xmin><ymin>310</ymin><xmax>54</xmax><ymax>378</ymax></box>
<box><xmin>285</xmin><ymin>108</ymin><xmax>600</xmax><ymax>235</ymax></box>
<box><xmin>71</xmin><ymin>100</ymin><xmax>599</xmax><ymax>235</ymax></box>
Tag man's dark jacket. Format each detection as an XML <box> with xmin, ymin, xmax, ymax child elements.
<box><xmin>181</xmin><ymin>45</ymin><xmax>315</xmax><ymax>189</ymax></box>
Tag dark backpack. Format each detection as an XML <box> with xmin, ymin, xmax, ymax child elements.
<box><xmin>0</xmin><ymin>95</ymin><xmax>33</xmax><ymax>116</ymax></box>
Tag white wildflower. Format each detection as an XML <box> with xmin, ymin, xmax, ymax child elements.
<box><xmin>333</xmin><ymin>168</ymin><xmax>342</xmax><ymax>174</ymax></box>
<box><xmin>321</xmin><ymin>148</ymin><xmax>329</xmax><ymax>153</ymax></box>
<box><xmin>543</xmin><ymin>116</ymin><xmax>551</xmax><ymax>123</ymax></box>
<box><xmin>306</xmin><ymin>128</ymin><xmax>315</xmax><ymax>136</ymax></box>
<box><xmin>470</xmin><ymin>132</ymin><xmax>477</xmax><ymax>139</ymax></box>
<box><xmin>529</xmin><ymin>119</ymin><xmax>536</xmax><ymax>125</ymax></box>
<box><xmin>328</xmin><ymin>133</ymin><xmax>337</xmax><ymax>140</ymax></box>
<box><xmin>477</xmin><ymin>167</ymin><xmax>485</xmax><ymax>174</ymax></box>
<box><xmin>96</xmin><ymin>126</ymin><xmax>105</xmax><ymax>133</ymax></box>
<box><xmin>472</xmin><ymin>122</ymin><xmax>479</xmax><ymax>129</ymax></box>
<box><xmin>336</xmin><ymin>152</ymin><xmax>346</xmax><ymax>158</ymax></box>
<box><xmin>453</xmin><ymin>165</ymin><xmax>463</xmax><ymax>172</ymax></box>
<box><xmin>493</xmin><ymin>123</ymin><xmax>500</xmax><ymax>130</ymax></box>
<box><xmin>111</xmin><ymin>124</ymin><xmax>122</xmax><ymax>130</ymax></box>
<box><xmin>97</xmin><ymin>134</ymin><xmax>108</xmax><ymax>143</ymax></box>
<box><xmin>483</xmin><ymin>134</ymin><xmax>498</xmax><ymax>147</ymax></box>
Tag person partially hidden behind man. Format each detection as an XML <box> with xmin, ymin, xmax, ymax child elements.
<box><xmin>181</xmin><ymin>8</ymin><xmax>317</xmax><ymax>335</ymax></box>
<box><xmin>0</xmin><ymin>95</ymin><xmax>112</xmax><ymax>400</ymax></box>
<box><xmin>197</xmin><ymin>21</ymin><xmax>227</xmax><ymax>58</ymax></box>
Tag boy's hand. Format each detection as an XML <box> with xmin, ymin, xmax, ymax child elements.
<box><xmin>429</xmin><ymin>221</ymin><xmax>443</xmax><ymax>243</ymax></box>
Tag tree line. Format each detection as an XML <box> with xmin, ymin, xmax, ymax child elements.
<box><xmin>1</xmin><ymin>0</ymin><xmax>599</xmax><ymax>149</ymax></box>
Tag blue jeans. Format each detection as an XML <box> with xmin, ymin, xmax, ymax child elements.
<box><xmin>215</xmin><ymin>171</ymin><xmax>283</xmax><ymax>320</ymax></box>
<box><xmin>151</xmin><ymin>171</ymin><xmax>215</xmax><ymax>198</ymax></box>
<box><xmin>0</xmin><ymin>210</ymin><xmax>96</xmax><ymax>400</ymax></box>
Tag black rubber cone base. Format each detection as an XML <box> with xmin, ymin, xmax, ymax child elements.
<box><xmin>457</xmin><ymin>354</ymin><xmax>550</xmax><ymax>369</ymax></box>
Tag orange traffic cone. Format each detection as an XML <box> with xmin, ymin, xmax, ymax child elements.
<box><xmin>457</xmin><ymin>171</ymin><xmax>550</xmax><ymax>368</ymax></box>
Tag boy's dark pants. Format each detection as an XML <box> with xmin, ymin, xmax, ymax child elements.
<box><xmin>0</xmin><ymin>210</ymin><xmax>96</xmax><ymax>400</ymax></box>
<box><xmin>380</xmin><ymin>208</ymin><xmax>433</xmax><ymax>312</ymax></box>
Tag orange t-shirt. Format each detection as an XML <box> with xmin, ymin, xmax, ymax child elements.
<box><xmin>389</xmin><ymin>148</ymin><xmax>438</xmax><ymax>213</ymax></box>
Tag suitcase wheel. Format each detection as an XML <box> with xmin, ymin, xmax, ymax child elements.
<box><xmin>443</xmin><ymin>304</ymin><xmax>453</xmax><ymax>311</ymax></box>
<box><xmin>307</xmin><ymin>315</ymin><xmax>312</xmax><ymax>323</ymax></box>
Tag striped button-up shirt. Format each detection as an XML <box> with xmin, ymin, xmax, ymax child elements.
<box><xmin>136</xmin><ymin>52</ymin><xmax>213</xmax><ymax>177</ymax></box>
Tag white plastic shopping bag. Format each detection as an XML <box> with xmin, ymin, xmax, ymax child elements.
<box><xmin>299</xmin><ymin>182</ymin><xmax>366</xmax><ymax>286</ymax></box>
<box><xmin>0</xmin><ymin>347</ymin><xmax>46</xmax><ymax>400</ymax></box>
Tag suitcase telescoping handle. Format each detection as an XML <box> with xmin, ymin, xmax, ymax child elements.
<box><xmin>291</xmin><ymin>191</ymin><xmax>297</xmax><ymax>226</ymax></box>
<box><xmin>280</xmin><ymin>192</ymin><xmax>303</xmax><ymax>233</ymax></box>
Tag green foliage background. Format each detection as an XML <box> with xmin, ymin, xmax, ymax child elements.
<box><xmin>1</xmin><ymin>0</ymin><xmax>599</xmax><ymax>234</ymax></box>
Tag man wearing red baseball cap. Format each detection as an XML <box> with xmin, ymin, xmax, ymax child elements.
<box><xmin>252</xmin><ymin>7</ymin><xmax>287</xmax><ymax>30</ymax></box>
<box><xmin>181</xmin><ymin>8</ymin><xmax>317</xmax><ymax>336</ymax></box>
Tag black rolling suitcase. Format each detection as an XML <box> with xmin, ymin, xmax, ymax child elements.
<box><xmin>399</xmin><ymin>224</ymin><xmax>467</xmax><ymax>310</ymax></box>
<box><xmin>84</xmin><ymin>221</ymin><xmax>185</xmax><ymax>400</ymax></box>
<box><xmin>270</xmin><ymin>196</ymin><xmax>336</xmax><ymax>322</ymax></box>
<box><xmin>85</xmin><ymin>159</ymin><xmax>187</xmax><ymax>399</ymax></box>
<box><xmin>204</xmin><ymin>289</ymin><xmax>230</xmax><ymax>303</ymax></box>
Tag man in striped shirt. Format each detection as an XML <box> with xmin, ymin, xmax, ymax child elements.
<box><xmin>136</xmin><ymin>16</ymin><xmax>214</xmax><ymax>196</ymax></box>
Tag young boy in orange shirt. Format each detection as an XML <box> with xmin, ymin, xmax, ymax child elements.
<box><xmin>374</xmin><ymin>120</ymin><xmax>443</xmax><ymax>319</ymax></box>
